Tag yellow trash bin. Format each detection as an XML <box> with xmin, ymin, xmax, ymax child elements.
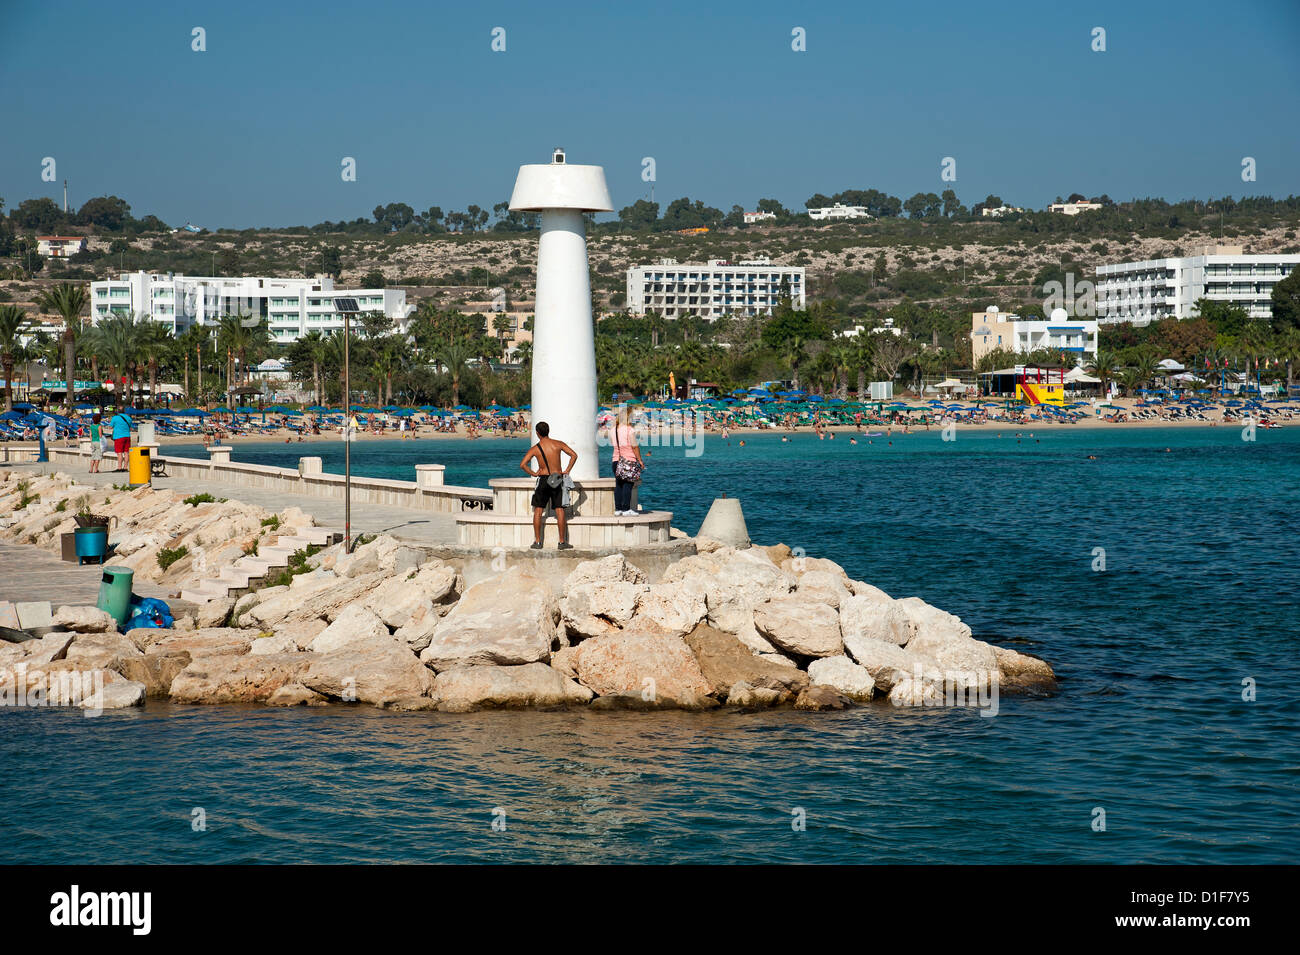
<box><xmin>128</xmin><ymin>446</ymin><xmax>152</xmax><ymax>487</ymax></box>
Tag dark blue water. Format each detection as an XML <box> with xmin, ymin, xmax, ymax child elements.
<box><xmin>4</xmin><ymin>426</ymin><xmax>1298</xmax><ymax>863</ymax></box>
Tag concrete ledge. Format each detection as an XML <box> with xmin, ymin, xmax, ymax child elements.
<box><xmin>46</xmin><ymin>446</ymin><xmax>492</xmax><ymax>513</ymax></box>
<box><xmin>428</xmin><ymin>538</ymin><xmax>697</xmax><ymax>588</ymax></box>
<box><xmin>456</xmin><ymin>509</ymin><xmax>673</xmax><ymax>549</ymax></box>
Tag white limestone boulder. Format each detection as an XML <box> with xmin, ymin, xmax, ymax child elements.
<box><xmin>563</xmin><ymin>553</ymin><xmax>648</xmax><ymax>590</ymax></box>
<box><xmin>308</xmin><ymin>605</ymin><xmax>390</xmax><ymax>655</ymax></box>
<box><xmin>993</xmin><ymin>645</ymin><xmax>1058</xmax><ymax>691</ymax></box>
<box><xmin>794</xmin><ymin>570</ymin><xmax>851</xmax><ymax>608</ymax></box>
<box><xmin>52</xmin><ymin>605</ymin><xmax>118</xmax><ymax>633</ymax></box>
<box><xmin>63</xmin><ymin>632</ymin><xmax>144</xmax><ymax>672</ymax></box>
<box><xmin>752</xmin><ymin>596</ymin><xmax>843</xmax><ymax>658</ymax></box>
<box><xmin>334</xmin><ymin>535</ymin><xmax>425</xmax><ymax>579</ymax></box>
<box><xmin>629</xmin><ymin>581</ymin><xmax>709</xmax><ymax>638</ymax></box>
<box><xmin>431</xmin><ymin>663</ymin><xmax>593</xmax><ymax>712</ymax></box>
<box><xmin>807</xmin><ymin>655</ymin><xmax>876</xmax><ymax>702</ymax></box>
<box><xmin>303</xmin><ymin>634</ymin><xmax>433</xmax><ymax>709</ymax></box>
<box><xmin>661</xmin><ymin>547</ymin><xmax>794</xmax><ymax>634</ymax></box>
<box><xmin>420</xmin><ymin>565</ymin><xmax>557</xmax><ymax>670</ymax></box>
<box><xmin>839</xmin><ymin>592</ymin><xmax>912</xmax><ymax>647</ymax></box>
<box><xmin>169</xmin><ymin>652</ymin><xmax>317</xmax><ymax>704</ymax></box>
<box><xmin>250</xmin><ymin>634</ymin><xmax>300</xmax><ymax>655</ymax></box>
<box><xmin>896</xmin><ymin>597</ymin><xmax>973</xmax><ymax>643</ymax></box>
<box><xmin>363</xmin><ymin>561</ymin><xmax>460</xmax><ymax>630</ymax></box>
<box><xmin>573</xmin><ymin>631</ymin><xmax>713</xmax><ymax>707</ymax></box>
<box><xmin>561</xmin><ymin>579</ymin><xmax>645</xmax><ymax>641</ymax></box>
<box><xmin>842</xmin><ymin>634</ymin><xmax>941</xmax><ymax>693</ymax></box>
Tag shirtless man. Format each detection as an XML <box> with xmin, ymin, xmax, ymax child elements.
<box><xmin>519</xmin><ymin>421</ymin><xmax>577</xmax><ymax>550</ymax></box>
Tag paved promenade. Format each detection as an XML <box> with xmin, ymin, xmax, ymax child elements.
<box><xmin>4</xmin><ymin>460</ymin><xmax>460</xmax><ymax>546</ymax></box>
<box><xmin>0</xmin><ymin>541</ymin><xmax>174</xmax><ymax>606</ymax></box>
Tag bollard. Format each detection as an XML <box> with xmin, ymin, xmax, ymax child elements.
<box><xmin>415</xmin><ymin>464</ymin><xmax>446</xmax><ymax>488</ymax></box>
<box><xmin>696</xmin><ymin>497</ymin><xmax>751</xmax><ymax>548</ymax></box>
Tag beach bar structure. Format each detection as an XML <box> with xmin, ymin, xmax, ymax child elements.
<box><xmin>980</xmin><ymin>365</ymin><xmax>1068</xmax><ymax>405</ymax></box>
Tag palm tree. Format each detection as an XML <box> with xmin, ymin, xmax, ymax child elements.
<box><xmin>1086</xmin><ymin>350</ymin><xmax>1121</xmax><ymax>396</ymax></box>
<box><xmin>785</xmin><ymin>335</ymin><xmax>807</xmax><ymax>390</ymax></box>
<box><xmin>646</xmin><ymin>311</ymin><xmax>666</xmax><ymax>348</ymax></box>
<box><xmin>1238</xmin><ymin>324</ymin><xmax>1271</xmax><ymax>393</ymax></box>
<box><xmin>1118</xmin><ymin>366</ymin><xmax>1144</xmax><ymax>397</ymax></box>
<box><xmin>0</xmin><ymin>304</ymin><xmax>29</xmax><ymax>412</ymax></box>
<box><xmin>430</xmin><ymin>337</ymin><xmax>481</xmax><ymax>407</ymax></box>
<box><xmin>217</xmin><ymin>313</ymin><xmax>270</xmax><ymax>392</ymax></box>
<box><xmin>92</xmin><ymin>313</ymin><xmax>145</xmax><ymax>406</ymax></box>
<box><xmin>139</xmin><ymin>322</ymin><xmax>174</xmax><ymax>406</ymax></box>
<box><xmin>1277</xmin><ymin>328</ymin><xmax>1300</xmax><ymax>393</ymax></box>
<box><xmin>37</xmin><ymin>283</ymin><xmax>89</xmax><ymax>410</ymax></box>
<box><xmin>1132</xmin><ymin>352</ymin><xmax>1160</xmax><ymax>392</ymax></box>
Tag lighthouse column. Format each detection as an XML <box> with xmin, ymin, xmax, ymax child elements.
<box><xmin>532</xmin><ymin>208</ymin><xmax>599</xmax><ymax>480</ymax></box>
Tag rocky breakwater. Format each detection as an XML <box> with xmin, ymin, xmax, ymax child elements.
<box><xmin>1</xmin><ymin>527</ymin><xmax>1057</xmax><ymax>714</ymax></box>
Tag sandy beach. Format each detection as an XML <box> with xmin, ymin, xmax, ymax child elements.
<box><xmin>113</xmin><ymin>395</ymin><xmax>1289</xmax><ymax>448</ymax></box>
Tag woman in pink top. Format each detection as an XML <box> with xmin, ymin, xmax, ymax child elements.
<box><xmin>608</xmin><ymin>406</ymin><xmax>645</xmax><ymax>516</ymax></box>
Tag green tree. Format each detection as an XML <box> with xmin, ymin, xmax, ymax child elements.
<box><xmin>0</xmin><ymin>304</ymin><xmax>28</xmax><ymax>412</ymax></box>
<box><xmin>76</xmin><ymin>196</ymin><xmax>132</xmax><ymax>231</ymax></box>
<box><xmin>430</xmin><ymin>337</ymin><xmax>481</xmax><ymax>407</ymax></box>
<box><xmin>617</xmin><ymin>200</ymin><xmax>659</xmax><ymax>230</ymax></box>
<box><xmin>1271</xmin><ymin>268</ymin><xmax>1300</xmax><ymax>333</ymax></box>
<box><xmin>38</xmin><ymin>283</ymin><xmax>90</xmax><ymax>408</ymax></box>
<box><xmin>92</xmin><ymin>313</ymin><xmax>146</xmax><ymax>405</ymax></box>
<box><xmin>11</xmin><ymin>197</ymin><xmax>65</xmax><ymax>232</ymax></box>
<box><xmin>1086</xmin><ymin>350</ymin><xmax>1121</xmax><ymax>395</ymax></box>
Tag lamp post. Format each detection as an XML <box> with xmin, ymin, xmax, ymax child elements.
<box><xmin>335</xmin><ymin>297</ymin><xmax>360</xmax><ymax>551</ymax></box>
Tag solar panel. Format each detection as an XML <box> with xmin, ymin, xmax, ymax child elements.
<box><xmin>333</xmin><ymin>297</ymin><xmax>360</xmax><ymax>312</ymax></box>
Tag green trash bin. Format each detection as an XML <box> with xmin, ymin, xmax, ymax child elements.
<box><xmin>97</xmin><ymin>566</ymin><xmax>134</xmax><ymax>626</ymax></box>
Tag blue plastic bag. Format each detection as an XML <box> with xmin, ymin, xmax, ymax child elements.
<box><xmin>126</xmin><ymin>596</ymin><xmax>174</xmax><ymax>630</ymax></box>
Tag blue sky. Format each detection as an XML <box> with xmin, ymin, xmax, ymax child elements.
<box><xmin>2</xmin><ymin>0</ymin><xmax>1297</xmax><ymax>229</ymax></box>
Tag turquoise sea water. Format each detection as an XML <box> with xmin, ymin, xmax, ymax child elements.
<box><xmin>4</xmin><ymin>425</ymin><xmax>1298</xmax><ymax>863</ymax></box>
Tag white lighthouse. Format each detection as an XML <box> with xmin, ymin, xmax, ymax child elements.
<box><xmin>509</xmin><ymin>148</ymin><xmax>612</xmax><ymax>481</ymax></box>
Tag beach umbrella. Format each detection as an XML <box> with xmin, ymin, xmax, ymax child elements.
<box><xmin>213</xmin><ymin>406</ymin><xmax>233</xmax><ymax>413</ymax></box>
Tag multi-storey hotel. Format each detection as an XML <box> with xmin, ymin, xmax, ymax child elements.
<box><xmin>89</xmin><ymin>271</ymin><xmax>413</xmax><ymax>343</ymax></box>
<box><xmin>1095</xmin><ymin>245</ymin><xmax>1299</xmax><ymax>326</ymax></box>
<box><xmin>625</xmin><ymin>257</ymin><xmax>805</xmax><ymax>320</ymax></box>
<box><xmin>970</xmin><ymin>307</ymin><xmax>1098</xmax><ymax>367</ymax></box>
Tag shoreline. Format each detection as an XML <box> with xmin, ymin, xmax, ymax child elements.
<box><xmin>64</xmin><ymin>407</ymin><xmax>1278</xmax><ymax>448</ymax></box>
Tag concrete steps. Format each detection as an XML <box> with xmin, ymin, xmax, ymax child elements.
<box><xmin>181</xmin><ymin>525</ymin><xmax>338</xmax><ymax>604</ymax></box>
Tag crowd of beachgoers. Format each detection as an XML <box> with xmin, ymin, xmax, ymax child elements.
<box><xmin>2</xmin><ymin>390</ymin><xmax>1295</xmax><ymax>447</ymax></box>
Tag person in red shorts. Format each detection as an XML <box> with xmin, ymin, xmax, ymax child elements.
<box><xmin>109</xmin><ymin>407</ymin><xmax>133</xmax><ymax>471</ymax></box>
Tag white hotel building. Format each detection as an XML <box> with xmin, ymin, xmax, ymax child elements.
<box><xmin>970</xmin><ymin>306</ymin><xmax>1098</xmax><ymax>367</ymax></box>
<box><xmin>1095</xmin><ymin>245</ymin><xmax>1299</xmax><ymax>326</ymax></box>
<box><xmin>626</xmin><ymin>257</ymin><xmax>805</xmax><ymax>320</ymax></box>
<box><xmin>807</xmin><ymin>203</ymin><xmax>872</xmax><ymax>221</ymax></box>
<box><xmin>89</xmin><ymin>272</ymin><xmax>413</xmax><ymax>343</ymax></box>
